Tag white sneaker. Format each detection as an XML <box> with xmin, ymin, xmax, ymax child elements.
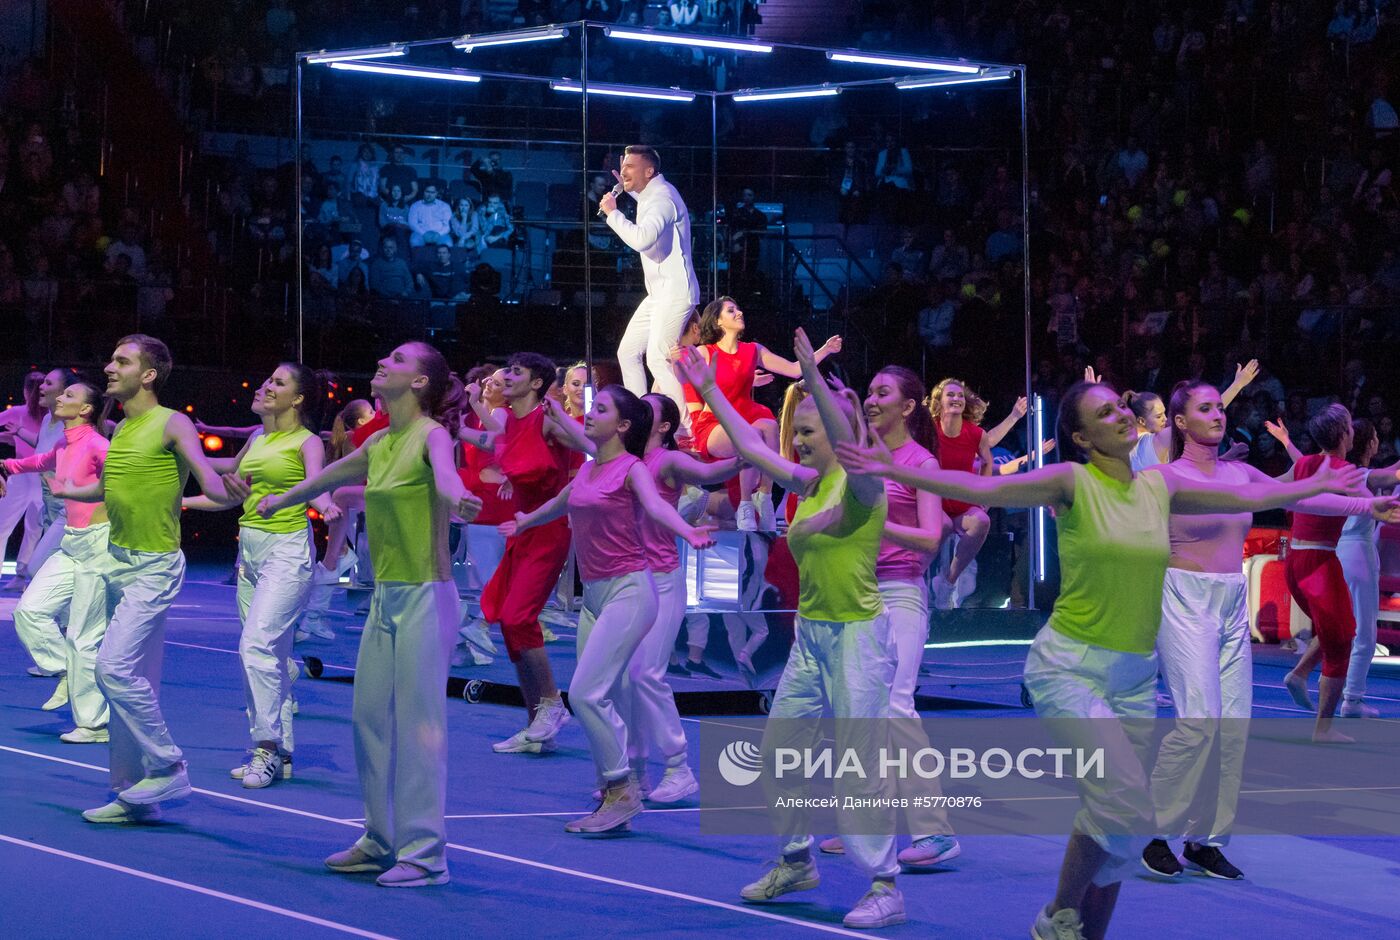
<box><xmin>60</xmin><ymin>726</ymin><xmax>109</xmax><ymax>744</ymax></box>
<box><xmin>1032</xmin><ymin>904</ymin><xmax>1086</xmax><ymax>940</ymax></box>
<box><xmin>931</xmin><ymin>575</ymin><xmax>955</xmax><ymax>611</ymax></box>
<box><xmin>736</xmin><ymin>501</ymin><xmax>758</xmax><ymax>532</ymax></box>
<box><xmin>119</xmin><ymin>763</ymin><xmax>192</xmax><ymax>804</ymax></box>
<box><xmin>647</xmin><ymin>765</ymin><xmax>699</xmax><ymax>804</ymax></box>
<box><xmin>231</xmin><ymin>753</ymin><xmax>293</xmax><ymax>779</ymax></box>
<box><xmin>740</xmin><ymin>857</ymin><xmax>820</xmax><ymax>902</ymax></box>
<box><xmin>458</xmin><ymin>617</ymin><xmax>498</xmax><ymax>655</ymax></box>
<box><xmin>42</xmin><ymin>676</ymin><xmax>70</xmax><ymax>711</ymax></box>
<box><xmin>240</xmin><ymin>747</ymin><xmax>284</xmax><ymax>789</ymax></box>
<box><xmin>27</xmin><ymin>665</ymin><xmax>63</xmax><ymax>677</ymax></box>
<box><xmin>565</xmin><ymin>779</ymin><xmax>643</xmax><ymax>833</ymax></box>
<box><xmin>1341</xmin><ymin>699</ymin><xmax>1380</xmax><ymax>718</ymax></box>
<box><xmin>524</xmin><ymin>695</ymin><xmax>570</xmax><ymax>742</ymax></box>
<box><xmin>540</xmin><ymin>624</ymin><xmax>560</xmax><ymax>643</ymax></box>
<box><xmin>753</xmin><ymin>492</ymin><xmax>777</xmax><ymax>532</ymax></box>
<box><xmin>304</xmin><ymin>618</ymin><xmax>336</xmax><ymax>641</ymax></box>
<box><xmin>82</xmin><ymin>799</ymin><xmax>163</xmax><ymax>824</ymax></box>
<box><xmin>314</xmin><ymin>551</ymin><xmax>357</xmax><ymax>585</ymax></box>
<box><xmin>376</xmin><ymin>861</ymin><xmax>450</xmax><ymax>887</ymax></box>
<box><xmin>493</xmin><ymin>729</ymin><xmax>557</xmax><ymax>754</ymax></box>
<box><xmin>843</xmin><ymin>881</ymin><xmax>906</xmax><ymax>929</ymax></box>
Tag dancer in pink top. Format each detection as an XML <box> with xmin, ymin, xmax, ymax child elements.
<box><xmin>1140</xmin><ymin>381</ymin><xmax>1398</xmax><ymax>881</ymax></box>
<box><xmin>1</xmin><ymin>380</ymin><xmax>112</xmax><ymax>741</ymax></box>
<box><xmin>502</xmin><ymin>385</ymin><xmax>715</xmax><ymax>833</ymax></box>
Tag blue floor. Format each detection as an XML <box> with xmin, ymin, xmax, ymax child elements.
<box><xmin>3</xmin><ymin>564</ymin><xmax>1400</xmax><ymax>938</ymax></box>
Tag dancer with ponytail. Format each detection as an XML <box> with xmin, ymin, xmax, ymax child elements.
<box><xmin>837</xmin><ymin>380</ymin><xmax>1365</xmax><ymax>940</ymax></box>
<box><xmin>1124</xmin><ymin>360</ymin><xmax>1259</xmax><ymax>471</ymax></box>
<box><xmin>51</xmin><ymin>335</ymin><xmax>232</xmax><ymax>823</ymax></box>
<box><xmin>1140</xmin><ymin>382</ymin><xmax>1395</xmax><ymax>881</ymax></box>
<box><xmin>186</xmin><ymin>365</ymin><xmax>340</xmax><ymax>788</ymax></box>
<box><xmin>684</xmin><ymin>296</ymin><xmax>841</xmax><ymax>532</ymax></box>
<box><xmin>2</xmin><ymin>380</ymin><xmax>110</xmax><ymax>740</ymax></box>
<box><xmin>1337</xmin><ymin>419</ymin><xmax>1386</xmax><ymax>718</ymax></box>
<box><xmin>504</xmin><ymin>386</ymin><xmax>715</xmax><ymax>831</ymax></box>
<box><xmin>259</xmin><ymin>342</ymin><xmax>480</xmax><ymax>887</ymax></box>
<box><xmin>450</xmin><ymin>366</ymin><xmax>510</xmax><ymax>666</ymax></box>
<box><xmin>678</xmin><ymin>330</ymin><xmax>906</xmax><ymax>930</ymax></box>
<box><xmin>0</xmin><ymin>371</ymin><xmax>47</xmax><ymax>592</ymax></box>
<box><xmin>926</xmin><ymin>378</ymin><xmax>993</xmax><ymax>607</ymax></box>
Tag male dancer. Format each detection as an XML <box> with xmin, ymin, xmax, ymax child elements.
<box><xmin>469</xmin><ymin>353</ymin><xmax>575</xmax><ymax>753</ymax></box>
<box><xmin>600</xmin><ymin>145</ymin><xmax>700</xmax><ymax>421</ymax></box>
<box><xmin>54</xmin><ymin>335</ymin><xmax>231</xmax><ymax>822</ymax></box>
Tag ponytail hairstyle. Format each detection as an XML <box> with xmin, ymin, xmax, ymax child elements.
<box><xmin>1055</xmin><ymin>380</ymin><xmax>1110</xmax><ymax>464</ymax></box>
<box><xmin>778</xmin><ymin>380</ymin><xmax>810</xmax><ymax>462</ymax></box>
<box><xmin>1308</xmin><ymin>403</ymin><xmax>1352</xmax><ymax>453</ymax></box>
<box><xmin>277</xmin><ymin>362</ymin><xmax>328</xmax><ymax>431</ymax></box>
<box><xmin>873</xmin><ymin>365</ymin><xmax>936</xmax><ymax>452</ymax></box>
<box><xmin>22</xmin><ymin>370</ymin><xmax>44</xmax><ymax>419</ymax></box>
<box><xmin>600</xmin><ymin>385</ymin><xmax>653</xmax><ymax>458</ymax></box>
<box><xmin>1122</xmin><ymin>389</ymin><xmax>1163</xmax><ymax>426</ymax></box>
<box><xmin>928</xmin><ymin>377</ymin><xmax>989</xmax><ymax>425</ymax></box>
<box><xmin>1347</xmin><ymin>417</ymin><xmax>1377</xmax><ymax>466</ymax></box>
<box><xmin>698</xmin><ymin>296</ymin><xmax>739</xmax><ymax>345</ymax></box>
<box><xmin>330</xmin><ymin>398</ymin><xmax>373</xmax><ymax>459</ymax></box>
<box><xmin>1166</xmin><ymin>379</ymin><xmax>1215</xmax><ymax>460</ymax></box>
<box><xmin>403</xmin><ymin>341</ymin><xmax>454</xmax><ymax>422</ymax></box>
<box><xmin>69</xmin><ymin>380</ymin><xmax>110</xmax><ymax>432</ymax></box>
<box><xmin>644</xmin><ymin>393</ymin><xmax>681</xmax><ymax>450</ymax></box>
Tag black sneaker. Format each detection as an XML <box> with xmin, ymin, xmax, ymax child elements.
<box><xmin>688</xmin><ymin>660</ymin><xmax>723</xmax><ymax>680</ymax></box>
<box><xmin>666</xmin><ymin>662</ymin><xmax>692</xmax><ymax>678</ymax></box>
<box><xmin>1141</xmin><ymin>839</ymin><xmax>1183</xmax><ymax>877</ymax></box>
<box><xmin>1183</xmin><ymin>842</ymin><xmax>1244</xmax><ymax>880</ymax></box>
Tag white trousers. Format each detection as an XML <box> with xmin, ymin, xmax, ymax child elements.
<box><xmin>571</xmin><ymin>569</ymin><xmax>659</xmax><ymax>782</ymax></box>
<box><xmin>880</xmin><ymin>578</ymin><xmax>953</xmax><ymax>839</ymax></box>
<box><xmin>1022</xmin><ymin>625</ymin><xmax>1156</xmax><ymax>887</ymax></box>
<box><xmin>623</xmin><ymin>565</ymin><xmax>689</xmax><ymax>769</ymax></box>
<box><xmin>96</xmin><ymin>545</ymin><xmax>186</xmax><ymax>790</ymax></box>
<box><xmin>766</xmin><ymin>612</ymin><xmax>899</xmax><ymax>880</ymax></box>
<box><xmin>1339</xmin><ymin>539</ymin><xmax>1380</xmax><ymax>703</ymax></box>
<box><xmin>0</xmin><ymin>471</ymin><xmax>42</xmax><ymax>574</ymax></box>
<box><xmin>237</xmin><ymin>527</ymin><xmax>313</xmax><ymax>751</ymax></box>
<box><xmin>1151</xmin><ymin>569</ymin><xmax>1251</xmax><ymax>846</ymax></box>
<box><xmin>617</xmin><ymin>293</ymin><xmax>694</xmax><ymax>422</ymax></box>
<box><xmin>27</xmin><ymin>510</ymin><xmax>67</xmax><ymax>579</ymax></box>
<box><xmin>15</xmin><ymin>523</ymin><xmax>111</xmax><ymax>728</ymax></box>
<box><xmin>465</xmin><ymin>523</ymin><xmax>507</xmax><ymax>595</ymax></box>
<box><xmin>353</xmin><ymin>580</ymin><xmax>457</xmax><ymax>873</ymax></box>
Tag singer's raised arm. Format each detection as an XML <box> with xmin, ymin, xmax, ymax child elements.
<box><xmin>606</xmin><ymin>193</ymin><xmax>676</xmax><ymax>253</ymax></box>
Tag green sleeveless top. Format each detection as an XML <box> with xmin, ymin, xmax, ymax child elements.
<box><xmin>365</xmin><ymin>416</ymin><xmax>451</xmax><ymax>583</ymax></box>
<box><xmin>787</xmin><ymin>466</ymin><xmax>887</xmax><ymax>622</ymax></box>
<box><xmin>1047</xmin><ymin>462</ymin><xmax>1171</xmax><ymax>654</ymax></box>
<box><xmin>238</xmin><ymin>427</ymin><xmax>315</xmax><ymax>533</ymax></box>
<box><xmin>105</xmin><ymin>405</ymin><xmax>188</xmax><ymax>553</ymax></box>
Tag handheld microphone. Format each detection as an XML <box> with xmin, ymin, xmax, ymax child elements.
<box><xmin>597</xmin><ymin>182</ymin><xmax>623</xmax><ymax>218</ymax></box>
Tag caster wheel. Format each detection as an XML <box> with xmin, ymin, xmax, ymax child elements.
<box><xmin>304</xmin><ymin>656</ymin><xmax>324</xmax><ymax>679</ymax></box>
<box><xmin>464</xmin><ymin>679</ymin><xmax>484</xmax><ymax>704</ymax></box>
<box><xmin>1019</xmin><ymin>684</ymin><xmax>1033</xmax><ymax>709</ymax></box>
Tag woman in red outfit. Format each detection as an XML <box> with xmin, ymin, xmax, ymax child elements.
<box><xmin>684</xmin><ymin>296</ymin><xmax>841</xmax><ymax>532</ymax></box>
<box><xmin>927</xmin><ymin>378</ymin><xmax>995</xmax><ymax>605</ymax></box>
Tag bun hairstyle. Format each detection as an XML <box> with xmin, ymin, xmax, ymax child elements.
<box><xmin>1348</xmin><ymin>417</ymin><xmax>1377</xmax><ymax>466</ymax></box>
<box><xmin>1166</xmin><ymin>379</ymin><xmax>1216</xmax><ymax>460</ymax></box>
<box><xmin>1055</xmin><ymin>380</ymin><xmax>1112</xmax><ymax>464</ymax></box>
<box><xmin>1122</xmin><ymin>390</ymin><xmax>1163</xmax><ymax>425</ymax></box>
<box><xmin>873</xmin><ymin>365</ymin><xmax>936</xmax><ymax>452</ymax></box>
<box><xmin>1308</xmin><ymin>403</ymin><xmax>1352</xmax><ymax>453</ymax></box>
<box><xmin>644</xmin><ymin>393</ymin><xmax>681</xmax><ymax>450</ymax></box>
<box><xmin>599</xmin><ymin>385</ymin><xmax>653</xmax><ymax>458</ymax></box>
<box><xmin>70</xmin><ymin>379</ymin><xmax>110</xmax><ymax>431</ymax></box>
<box><xmin>928</xmin><ymin>377</ymin><xmax>989</xmax><ymax>426</ymax></box>
<box><xmin>403</xmin><ymin>341</ymin><xmax>454</xmax><ymax>423</ymax></box>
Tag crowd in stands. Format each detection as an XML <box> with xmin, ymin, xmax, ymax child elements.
<box><xmin>3</xmin><ymin>1</ymin><xmax>1399</xmax><ymax>466</ymax></box>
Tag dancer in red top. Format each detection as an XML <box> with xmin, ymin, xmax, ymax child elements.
<box><xmin>466</xmin><ymin>352</ymin><xmax>575</xmax><ymax>754</ymax></box>
<box><xmin>928</xmin><ymin>378</ymin><xmax>995</xmax><ymax>606</ymax></box>
<box><xmin>683</xmin><ymin>296</ymin><xmax>840</xmax><ymax>532</ymax></box>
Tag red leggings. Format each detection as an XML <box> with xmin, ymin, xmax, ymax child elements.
<box><xmin>1284</xmin><ymin>548</ymin><xmax>1356</xmax><ymax>679</ymax></box>
<box><xmin>480</xmin><ymin>518</ymin><xmax>572</xmax><ymax>661</ymax></box>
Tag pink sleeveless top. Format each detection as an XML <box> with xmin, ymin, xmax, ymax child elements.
<box><xmin>876</xmin><ymin>438</ymin><xmax>939</xmax><ymax>581</ymax></box>
<box><xmin>640</xmin><ymin>448</ymin><xmax>682</xmax><ymax>573</ymax></box>
<box><xmin>568</xmin><ymin>452</ymin><xmax>648</xmax><ymax>582</ymax></box>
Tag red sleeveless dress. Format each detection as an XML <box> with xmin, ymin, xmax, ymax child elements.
<box><xmin>684</xmin><ymin>341</ymin><xmax>774</xmax><ymax>460</ymax></box>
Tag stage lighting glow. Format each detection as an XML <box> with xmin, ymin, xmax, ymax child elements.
<box><xmin>328</xmin><ymin>62</ymin><xmax>482</xmax><ymax>82</ymax></box>
<box><xmin>203</xmin><ymin>435</ymin><xmax>225</xmax><ymax>453</ymax></box>
<box><xmin>549</xmin><ymin>80</ymin><xmax>696</xmax><ymax>102</ymax></box>
<box><xmin>452</xmin><ymin>26</ymin><xmax>569</xmax><ymax>52</ymax></box>
<box><xmin>306</xmin><ymin>44</ymin><xmax>406</xmax><ymax>64</ymax></box>
<box><xmin>896</xmin><ymin>68</ymin><xmax>1016</xmax><ymax>90</ymax></box>
<box><xmin>732</xmin><ymin>85</ymin><xmax>840</xmax><ymax>102</ymax></box>
<box><xmin>827</xmin><ymin>51</ymin><xmax>980</xmax><ymax>73</ymax></box>
<box><xmin>604</xmin><ymin>27</ymin><xmax>773</xmax><ymax>54</ymax></box>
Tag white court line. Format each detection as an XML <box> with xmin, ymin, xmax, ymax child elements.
<box><xmin>0</xmin><ymin>745</ymin><xmax>882</xmax><ymax>939</ymax></box>
<box><xmin>164</xmin><ymin>640</ymin><xmax>357</xmax><ymax>672</ymax></box>
<box><xmin>0</xmin><ymin>833</ymin><xmax>395</xmax><ymax>939</ymax></box>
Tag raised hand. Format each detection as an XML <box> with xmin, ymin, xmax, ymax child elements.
<box><xmin>1234</xmin><ymin>359</ymin><xmax>1260</xmax><ymax>388</ymax></box>
<box><xmin>1012</xmin><ymin>396</ymin><xmax>1029</xmax><ymax>419</ymax></box>
<box><xmin>1220</xmin><ymin>441</ymin><xmax>1250</xmax><ymax>462</ymax></box>
<box><xmin>1263</xmin><ymin>419</ymin><xmax>1291</xmax><ymax>447</ymax></box>
<box><xmin>835</xmin><ymin>435</ymin><xmax>896</xmax><ymax>477</ymax></box>
<box><xmin>465</xmin><ymin>381</ymin><xmax>482</xmax><ymax>406</ymax></box>
<box><xmin>793</xmin><ymin>327</ymin><xmax>817</xmax><ymax>366</ymax></box>
<box><xmin>820</xmin><ymin>335</ymin><xmax>843</xmax><ymax>357</ymax></box>
<box><xmin>221</xmin><ymin>472</ymin><xmax>253</xmax><ymax>503</ymax></box>
<box><xmin>684</xmin><ymin>522</ymin><xmax>718</xmax><ymax>550</ymax></box>
<box><xmin>1084</xmin><ymin>365</ymin><xmax>1101</xmax><ymax>384</ymax></box>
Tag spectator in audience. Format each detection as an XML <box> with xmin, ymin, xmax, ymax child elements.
<box><xmin>367</xmin><ymin>235</ymin><xmax>416</xmax><ymax>299</ymax></box>
<box><xmin>889</xmin><ymin>228</ymin><xmax>926</xmax><ymax>283</ymax></box>
<box><xmin>478</xmin><ymin>194</ymin><xmax>514</xmax><ymax>249</ymax></box>
<box><xmin>350</xmin><ymin>143</ymin><xmax>380</xmax><ymax>207</ymax></box>
<box><xmin>832</xmin><ymin>140</ymin><xmax>870</xmax><ymax>223</ymax></box>
<box><xmin>917</xmin><ymin>279</ymin><xmax>957</xmax><ymax>351</ymax></box>
<box><xmin>670</xmin><ymin>1</ymin><xmax>701</xmax><ymax>28</ymax></box>
<box><xmin>104</xmin><ymin>223</ymin><xmax>148</xmax><ymax>280</ymax></box>
<box><xmin>1116</xmin><ymin>136</ymin><xmax>1149</xmax><ymax>187</ymax></box>
<box><xmin>378</xmin><ymin>144</ymin><xmax>418</xmax><ymax>203</ymax></box>
<box><xmin>450</xmin><ymin>196</ymin><xmax>480</xmax><ymax>252</ymax></box>
<box><xmin>408</xmin><ymin>183</ymin><xmax>453</xmax><ymax>247</ymax></box>
<box><xmin>323</xmin><ymin>154</ymin><xmax>345</xmax><ymax>195</ymax></box>
<box><xmin>420</xmin><ymin>243</ymin><xmax>467</xmax><ymax>301</ymax></box>
<box><xmin>929</xmin><ymin>228</ymin><xmax>971</xmax><ymax>281</ymax></box>
<box><xmin>471</xmin><ymin>151</ymin><xmax>513</xmax><ymax>202</ymax></box>
<box><xmin>985</xmin><ymin>209</ymin><xmax>1023</xmax><ymax>264</ymax></box>
<box><xmin>874</xmin><ymin>133</ymin><xmax>914</xmax><ymax>192</ymax></box>
<box><xmin>378</xmin><ymin>183</ymin><xmax>412</xmax><ymax>254</ymax></box>
<box><xmin>333</xmin><ymin>238</ymin><xmax>370</xmax><ymax>287</ymax></box>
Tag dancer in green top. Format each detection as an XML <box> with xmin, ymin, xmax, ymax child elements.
<box><xmin>185</xmin><ymin>364</ymin><xmax>340</xmax><ymax>789</ymax></box>
<box><xmin>52</xmin><ymin>335</ymin><xmax>232</xmax><ymax>824</ymax></box>
<box><xmin>837</xmin><ymin>380</ymin><xmax>1367</xmax><ymax>940</ymax></box>
<box><xmin>260</xmin><ymin>342</ymin><xmax>480</xmax><ymax>888</ymax></box>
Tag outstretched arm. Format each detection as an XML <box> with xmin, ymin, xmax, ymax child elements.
<box><xmin>757</xmin><ymin>335</ymin><xmax>841</xmax><ymax>380</ymax></box>
<box><xmin>629</xmin><ymin>463</ymin><xmax>716</xmax><ymax>549</ymax></box>
<box><xmin>1220</xmin><ymin>359</ymin><xmax>1259</xmax><ymax>408</ymax></box>
<box><xmin>500</xmin><ymin>482</ymin><xmax>573</xmax><ymax>536</ymax></box>
<box><xmin>983</xmin><ymin>397</ymin><xmax>1028</xmax><ymax>449</ymax></box>
<box><xmin>1161</xmin><ymin>460</ymin><xmax>1366</xmax><ymax>514</ymax></box>
<box><xmin>837</xmin><ymin>436</ymin><xmax>1076</xmax><ymax>511</ymax></box>
<box><xmin>660</xmin><ymin>450</ymin><xmax>741</xmax><ymax>487</ymax></box>
<box><xmin>543</xmin><ymin>398</ymin><xmax>595</xmax><ymax>456</ymax></box>
<box><xmin>426</xmin><ymin>426</ymin><xmax>482</xmax><ymax>521</ymax></box>
<box><xmin>260</xmin><ymin>435</ymin><xmax>375</xmax><ymax>516</ymax></box>
<box><xmin>794</xmin><ymin>328</ymin><xmax>884</xmax><ymax>505</ymax></box>
<box><xmin>1264</xmin><ymin>420</ymin><xmax>1304</xmax><ymax>464</ymax></box>
<box><xmin>882</xmin><ymin>456</ymin><xmax>947</xmax><ymax>554</ymax></box>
